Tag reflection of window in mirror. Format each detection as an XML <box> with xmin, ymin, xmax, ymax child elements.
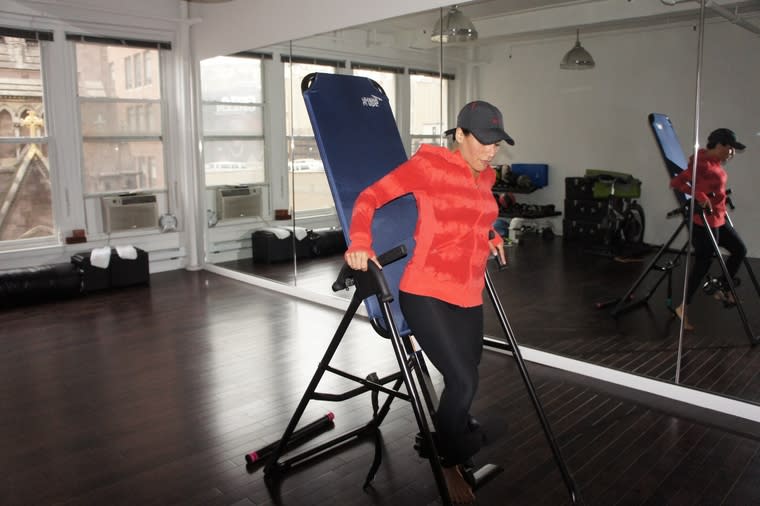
<box><xmin>284</xmin><ymin>58</ymin><xmax>341</xmax><ymax>214</ymax></box>
<box><xmin>199</xmin><ymin>54</ymin><xmax>267</xmax><ymax>187</ymax></box>
<box><xmin>409</xmin><ymin>70</ymin><xmax>451</xmax><ymax>153</ymax></box>
<box><xmin>351</xmin><ymin>64</ymin><xmax>399</xmax><ymax>116</ymax></box>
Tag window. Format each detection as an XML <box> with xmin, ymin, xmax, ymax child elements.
<box><xmin>284</xmin><ymin>58</ymin><xmax>342</xmax><ymax>213</ymax></box>
<box><xmin>124</xmin><ymin>55</ymin><xmax>132</xmax><ymax>89</ymax></box>
<box><xmin>409</xmin><ymin>70</ymin><xmax>451</xmax><ymax>154</ymax></box>
<box><xmin>74</xmin><ymin>41</ymin><xmax>165</xmax><ymax>194</ymax></box>
<box><xmin>136</xmin><ymin>155</ymin><xmax>157</xmax><ymax>184</ymax></box>
<box><xmin>0</xmin><ymin>35</ymin><xmax>54</xmax><ymax>242</ymax></box>
<box><xmin>199</xmin><ymin>54</ymin><xmax>266</xmax><ymax>187</ymax></box>
<box><xmin>144</xmin><ymin>52</ymin><xmax>152</xmax><ymax>85</ymax></box>
<box><xmin>351</xmin><ymin>64</ymin><xmax>400</xmax><ymax>116</ymax></box>
<box><xmin>134</xmin><ymin>52</ymin><xmax>143</xmax><ymax>88</ymax></box>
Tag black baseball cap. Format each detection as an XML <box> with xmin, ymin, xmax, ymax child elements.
<box><xmin>708</xmin><ymin>128</ymin><xmax>746</xmax><ymax>150</ymax></box>
<box><xmin>445</xmin><ymin>100</ymin><xmax>515</xmax><ymax>146</ymax></box>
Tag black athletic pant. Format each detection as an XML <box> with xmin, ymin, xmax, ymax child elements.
<box><xmin>685</xmin><ymin>222</ymin><xmax>746</xmax><ymax>305</ymax></box>
<box><xmin>399</xmin><ymin>291</ymin><xmax>484</xmax><ymax>467</ymax></box>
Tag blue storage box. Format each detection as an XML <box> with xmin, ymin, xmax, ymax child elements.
<box><xmin>511</xmin><ymin>163</ymin><xmax>549</xmax><ymax>188</ymax></box>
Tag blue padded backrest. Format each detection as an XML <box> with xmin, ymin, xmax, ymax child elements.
<box><xmin>302</xmin><ymin>73</ymin><xmax>417</xmax><ymax>337</ymax></box>
<box><xmin>649</xmin><ymin>113</ymin><xmax>691</xmax><ymax>207</ymax></box>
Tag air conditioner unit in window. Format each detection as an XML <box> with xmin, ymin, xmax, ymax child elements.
<box><xmin>102</xmin><ymin>194</ymin><xmax>159</xmax><ymax>233</ymax></box>
<box><xmin>216</xmin><ymin>186</ymin><xmax>263</xmax><ymax>220</ymax></box>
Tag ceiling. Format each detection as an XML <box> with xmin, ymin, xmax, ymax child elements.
<box><xmin>354</xmin><ymin>0</ymin><xmax>759</xmax><ymax>47</ymax></box>
<box><xmin>356</xmin><ymin>0</ymin><xmax>593</xmax><ymax>34</ymax></box>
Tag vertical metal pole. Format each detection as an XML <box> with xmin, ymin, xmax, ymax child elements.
<box><xmin>438</xmin><ymin>8</ymin><xmax>445</xmax><ymax>147</ymax></box>
<box><xmin>287</xmin><ymin>41</ymin><xmax>299</xmax><ymax>284</ymax></box>
<box><xmin>677</xmin><ymin>0</ymin><xmax>707</xmax><ymax>384</ymax></box>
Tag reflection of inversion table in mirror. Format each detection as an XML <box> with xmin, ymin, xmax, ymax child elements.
<box><xmin>250</xmin><ymin>73</ymin><xmax>579</xmax><ymax>505</ymax></box>
<box><xmin>605</xmin><ymin>113</ymin><xmax>759</xmax><ymax>345</ymax></box>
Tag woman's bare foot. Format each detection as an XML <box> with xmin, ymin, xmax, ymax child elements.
<box><xmin>714</xmin><ymin>289</ymin><xmax>736</xmax><ymax>306</ymax></box>
<box><xmin>442</xmin><ymin>466</ymin><xmax>475</xmax><ymax>503</ymax></box>
<box><xmin>674</xmin><ymin>304</ymin><xmax>694</xmax><ymax>331</ymax></box>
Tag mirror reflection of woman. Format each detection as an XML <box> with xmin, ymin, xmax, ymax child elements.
<box><xmin>670</xmin><ymin>128</ymin><xmax>747</xmax><ymax>330</ymax></box>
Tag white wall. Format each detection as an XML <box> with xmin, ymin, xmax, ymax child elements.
<box><xmin>478</xmin><ymin>17</ymin><xmax>760</xmax><ymax>254</ymax></box>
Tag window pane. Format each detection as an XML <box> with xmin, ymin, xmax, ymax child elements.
<box><xmin>0</xmin><ymin>36</ymin><xmax>54</xmax><ymax>242</ymax></box>
<box><xmin>134</xmin><ymin>52</ymin><xmax>142</xmax><ymax>87</ymax></box>
<box><xmin>124</xmin><ymin>56</ymin><xmax>132</xmax><ymax>89</ymax></box>
<box><xmin>201</xmin><ymin>103</ymin><xmax>263</xmax><ymax>137</ymax></box>
<box><xmin>203</xmin><ymin>139</ymin><xmax>265</xmax><ymax>186</ymax></box>
<box><xmin>291</xmin><ymin>170</ymin><xmax>333</xmax><ymax>211</ymax></box>
<box><xmin>410</xmin><ymin>74</ymin><xmax>448</xmax><ymax>144</ymax></box>
<box><xmin>200</xmin><ymin>56</ymin><xmax>263</xmax><ymax>103</ymax></box>
<box><xmin>144</xmin><ymin>53</ymin><xmax>152</xmax><ymax>85</ymax></box>
<box><xmin>288</xmin><ymin>138</ymin><xmax>331</xmax><ymax>211</ymax></box>
<box><xmin>81</xmin><ymin>140</ymin><xmax>165</xmax><ymax>193</ymax></box>
<box><xmin>80</xmin><ymin>101</ymin><xmax>162</xmax><ymax>136</ymax></box>
<box><xmin>0</xmin><ymin>142</ymin><xmax>52</xmax><ymax>240</ymax></box>
<box><xmin>284</xmin><ymin>63</ymin><xmax>334</xmax><ymax>212</ymax></box>
<box><xmin>76</xmin><ymin>44</ymin><xmax>161</xmax><ymax>99</ymax></box>
<box><xmin>410</xmin><ymin>137</ymin><xmax>441</xmax><ymax>154</ymax></box>
<box><xmin>352</xmin><ymin>68</ymin><xmax>396</xmax><ymax>115</ymax></box>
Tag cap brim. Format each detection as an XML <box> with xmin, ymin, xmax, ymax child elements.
<box><xmin>471</xmin><ymin>128</ymin><xmax>515</xmax><ymax>146</ymax></box>
<box><xmin>734</xmin><ymin>141</ymin><xmax>746</xmax><ymax>150</ymax></box>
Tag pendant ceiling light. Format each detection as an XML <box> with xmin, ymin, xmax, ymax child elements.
<box><xmin>560</xmin><ymin>29</ymin><xmax>595</xmax><ymax>70</ymax></box>
<box><xmin>431</xmin><ymin>5</ymin><xmax>478</xmax><ymax>43</ymax></box>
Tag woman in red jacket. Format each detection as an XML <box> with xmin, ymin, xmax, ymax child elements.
<box><xmin>670</xmin><ymin>128</ymin><xmax>747</xmax><ymax>330</ymax></box>
<box><xmin>344</xmin><ymin>101</ymin><xmax>509</xmax><ymax>503</ymax></box>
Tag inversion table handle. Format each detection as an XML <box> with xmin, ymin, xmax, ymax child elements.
<box><xmin>331</xmin><ymin>245</ymin><xmax>408</xmax><ymax>300</ymax></box>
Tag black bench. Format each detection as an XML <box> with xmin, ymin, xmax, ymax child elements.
<box><xmin>0</xmin><ymin>263</ymin><xmax>81</xmax><ymax>308</ymax></box>
<box><xmin>0</xmin><ymin>247</ymin><xmax>149</xmax><ymax>308</ymax></box>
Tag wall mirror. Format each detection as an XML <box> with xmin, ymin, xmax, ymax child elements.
<box><xmin>200</xmin><ymin>6</ymin><xmax>450</xmax><ymax>295</ymax></box>
<box><xmin>674</xmin><ymin>4</ymin><xmax>760</xmax><ymax>402</ymax></box>
<box><xmin>199</xmin><ymin>0</ymin><xmax>760</xmax><ymax>405</ymax></box>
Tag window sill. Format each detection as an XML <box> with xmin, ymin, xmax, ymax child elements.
<box><xmin>0</xmin><ymin>237</ymin><xmax>63</xmax><ymax>255</ymax></box>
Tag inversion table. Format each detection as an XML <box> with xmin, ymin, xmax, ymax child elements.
<box><xmin>255</xmin><ymin>72</ymin><xmax>580</xmax><ymax>505</ymax></box>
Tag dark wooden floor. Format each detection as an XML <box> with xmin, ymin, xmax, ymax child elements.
<box><xmin>219</xmin><ymin>234</ymin><xmax>760</xmax><ymax>406</ymax></box>
<box><xmin>3</xmin><ymin>268</ymin><xmax>760</xmax><ymax>505</ymax></box>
